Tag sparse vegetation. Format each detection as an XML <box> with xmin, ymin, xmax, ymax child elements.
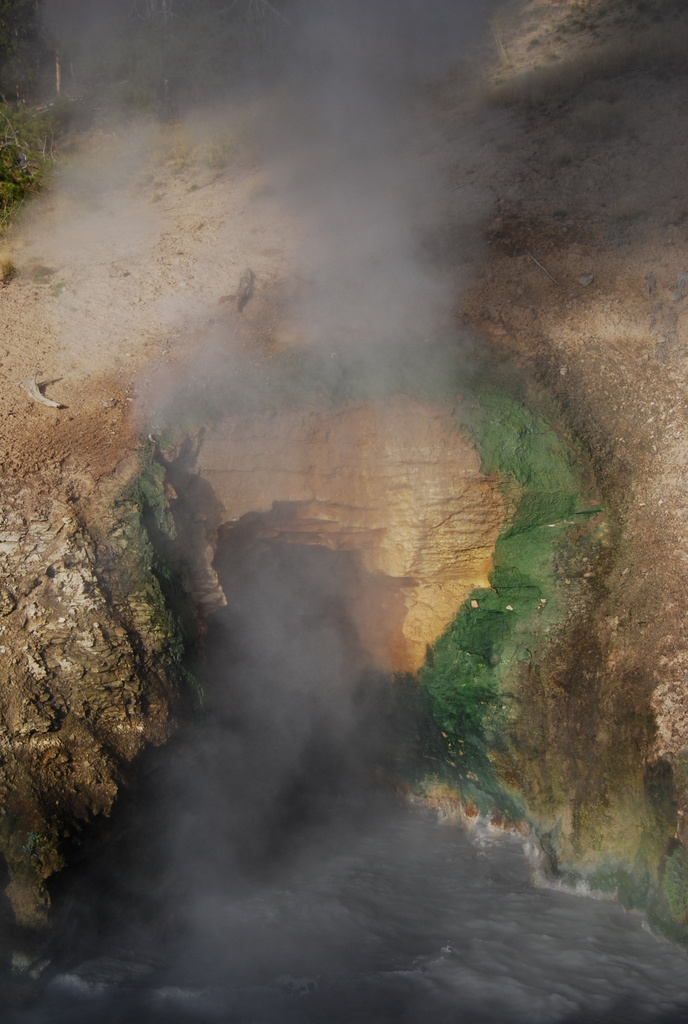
<box><xmin>0</xmin><ymin>102</ymin><xmax>66</xmax><ymax>230</ymax></box>
<box><xmin>204</xmin><ymin>136</ymin><xmax>237</xmax><ymax>171</ymax></box>
<box><xmin>0</xmin><ymin>1</ymin><xmax>289</xmax><ymax>227</ymax></box>
<box><xmin>0</xmin><ymin>256</ymin><xmax>15</xmax><ymax>282</ymax></box>
<box><xmin>490</xmin><ymin>10</ymin><xmax>688</xmax><ymax>111</ymax></box>
<box><xmin>27</xmin><ymin>263</ymin><xmax>55</xmax><ymax>282</ymax></box>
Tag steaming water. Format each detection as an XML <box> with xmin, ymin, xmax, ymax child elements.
<box><xmin>31</xmin><ymin>819</ymin><xmax>688</xmax><ymax>1024</ymax></box>
<box><xmin>11</xmin><ymin>538</ymin><xmax>688</xmax><ymax>1024</ymax></box>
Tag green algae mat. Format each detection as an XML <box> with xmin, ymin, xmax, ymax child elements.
<box><xmin>418</xmin><ymin>385</ymin><xmax>604</xmax><ymax>820</ymax></box>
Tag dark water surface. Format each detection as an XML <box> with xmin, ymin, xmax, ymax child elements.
<box><xmin>8</xmin><ymin>538</ymin><xmax>688</xmax><ymax>1023</ymax></box>
<box><xmin>17</xmin><ymin>813</ymin><xmax>688</xmax><ymax>1024</ymax></box>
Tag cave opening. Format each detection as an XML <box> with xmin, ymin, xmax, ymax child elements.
<box><xmin>201</xmin><ymin>513</ymin><xmax>419</xmax><ymax>875</ymax></box>
<box><xmin>28</xmin><ymin>461</ymin><xmax>688</xmax><ymax>1024</ymax></box>
<box><xmin>45</xmin><ymin>509</ymin><xmax>422</xmax><ymax>972</ymax></box>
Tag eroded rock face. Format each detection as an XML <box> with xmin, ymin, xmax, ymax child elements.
<box><xmin>0</xmin><ymin>480</ymin><xmax>176</xmax><ymax>930</ymax></box>
<box><xmin>0</xmin><ymin>396</ymin><xmax>505</xmax><ymax>935</ymax></box>
<box><xmin>195</xmin><ymin>398</ymin><xmax>505</xmax><ymax>671</ymax></box>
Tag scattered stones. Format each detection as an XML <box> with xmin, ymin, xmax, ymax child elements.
<box><xmin>0</xmin><ymin>585</ymin><xmax>16</xmax><ymax>615</ymax></box>
<box><xmin>675</xmin><ymin>271</ymin><xmax>688</xmax><ymax>300</ymax></box>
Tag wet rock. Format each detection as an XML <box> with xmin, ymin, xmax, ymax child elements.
<box><xmin>0</xmin><ymin>478</ymin><xmax>178</xmax><ymax>931</ymax></box>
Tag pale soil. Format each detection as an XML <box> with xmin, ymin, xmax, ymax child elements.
<box><xmin>466</xmin><ymin>2</ymin><xmax>688</xmax><ymax>767</ymax></box>
<box><xmin>459</xmin><ymin>0</ymin><xmax>688</xmax><ymax>852</ymax></box>
<box><xmin>0</xmin><ymin>104</ymin><xmax>302</xmax><ymax>487</ymax></box>
<box><xmin>0</xmin><ymin>0</ymin><xmax>687</xmax><ymax>902</ymax></box>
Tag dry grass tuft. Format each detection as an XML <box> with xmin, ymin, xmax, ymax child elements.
<box><xmin>0</xmin><ymin>257</ymin><xmax>16</xmax><ymax>284</ymax></box>
<box><xmin>490</xmin><ymin>20</ymin><xmax>688</xmax><ymax>110</ymax></box>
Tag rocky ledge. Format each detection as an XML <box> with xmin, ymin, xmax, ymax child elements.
<box><xmin>0</xmin><ymin>470</ymin><xmax>182</xmax><ymax>934</ymax></box>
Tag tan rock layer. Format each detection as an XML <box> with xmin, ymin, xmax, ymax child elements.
<box><xmin>196</xmin><ymin>398</ymin><xmax>505</xmax><ymax>671</ymax></box>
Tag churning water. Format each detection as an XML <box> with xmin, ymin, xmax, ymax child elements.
<box><xmin>29</xmin><ymin>815</ymin><xmax>688</xmax><ymax>1024</ymax></box>
<box><xmin>9</xmin><ymin>538</ymin><xmax>688</xmax><ymax>1024</ymax></box>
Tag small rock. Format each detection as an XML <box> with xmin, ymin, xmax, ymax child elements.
<box><xmin>645</xmin><ymin>271</ymin><xmax>656</xmax><ymax>296</ymax></box>
<box><xmin>579</xmin><ymin>272</ymin><xmax>594</xmax><ymax>287</ymax></box>
<box><xmin>0</xmin><ymin>585</ymin><xmax>16</xmax><ymax>616</ymax></box>
<box><xmin>506</xmin><ymin>604</ymin><xmax>514</xmax><ymax>612</ymax></box>
<box><xmin>470</xmin><ymin>599</ymin><xmax>479</xmax><ymax>609</ymax></box>
<box><xmin>237</xmin><ymin>267</ymin><xmax>256</xmax><ymax>312</ymax></box>
<box><xmin>676</xmin><ymin>271</ymin><xmax>688</xmax><ymax>299</ymax></box>
<box><xmin>11</xmin><ymin>951</ymin><xmax>35</xmax><ymax>974</ymax></box>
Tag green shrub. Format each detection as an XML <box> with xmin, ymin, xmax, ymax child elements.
<box><xmin>0</xmin><ymin>102</ymin><xmax>66</xmax><ymax>227</ymax></box>
<box><xmin>0</xmin><ymin>256</ymin><xmax>15</xmax><ymax>282</ymax></box>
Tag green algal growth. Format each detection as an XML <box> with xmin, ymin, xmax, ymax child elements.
<box><xmin>583</xmin><ymin>862</ymin><xmax>653</xmax><ymax>910</ymax></box>
<box><xmin>112</xmin><ymin>437</ymin><xmax>203</xmax><ymax>706</ymax></box>
<box><xmin>419</xmin><ymin>387</ymin><xmax>601</xmax><ymax>818</ymax></box>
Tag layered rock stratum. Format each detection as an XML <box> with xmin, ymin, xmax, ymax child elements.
<box><xmin>195</xmin><ymin>398</ymin><xmax>505</xmax><ymax>672</ymax></box>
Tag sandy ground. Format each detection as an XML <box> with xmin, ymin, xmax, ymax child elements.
<box><xmin>0</xmin><ymin>102</ymin><xmax>303</xmax><ymax>486</ymax></box>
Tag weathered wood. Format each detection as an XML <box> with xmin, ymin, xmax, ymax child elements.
<box><xmin>19</xmin><ymin>371</ymin><xmax>63</xmax><ymax>408</ymax></box>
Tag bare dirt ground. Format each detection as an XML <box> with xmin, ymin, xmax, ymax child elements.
<box><xmin>1</xmin><ymin>0</ymin><xmax>688</xmax><ymax>914</ymax></box>
<box><xmin>0</xmin><ymin>102</ymin><xmax>303</xmax><ymax>488</ymax></box>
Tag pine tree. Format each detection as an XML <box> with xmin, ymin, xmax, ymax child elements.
<box><xmin>0</xmin><ymin>0</ymin><xmax>40</xmax><ymax>101</ymax></box>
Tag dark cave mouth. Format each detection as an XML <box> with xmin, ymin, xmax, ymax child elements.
<box><xmin>43</xmin><ymin>529</ymin><xmax>421</xmax><ymax>970</ymax></box>
<box><xmin>202</xmin><ymin>521</ymin><xmax>423</xmax><ymax>861</ymax></box>
<box><xmin>211</xmin><ymin>504</ymin><xmax>414</xmax><ymax>675</ymax></box>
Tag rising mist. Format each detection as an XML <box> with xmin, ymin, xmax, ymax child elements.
<box><xmin>5</xmin><ymin>3</ymin><xmax>688</xmax><ymax>1023</ymax></box>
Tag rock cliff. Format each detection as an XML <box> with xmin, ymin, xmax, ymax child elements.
<box><xmin>194</xmin><ymin>397</ymin><xmax>506</xmax><ymax>672</ymax></box>
<box><xmin>0</xmin><ymin>471</ymin><xmax>181</xmax><ymax>933</ymax></box>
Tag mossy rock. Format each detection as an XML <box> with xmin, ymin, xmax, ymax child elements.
<box><xmin>418</xmin><ymin>385</ymin><xmax>602</xmax><ymax>822</ymax></box>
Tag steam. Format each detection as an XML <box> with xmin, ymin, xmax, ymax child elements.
<box><xmin>234</xmin><ymin>0</ymin><xmax>510</xmax><ymax>383</ymax></box>
<box><xmin>6</xmin><ymin>5</ymin><xmax>688</xmax><ymax>1024</ymax></box>
<box><xmin>121</xmin><ymin>0</ymin><xmax>510</xmax><ymax>427</ymax></box>
<box><xmin>39</xmin><ymin>528</ymin><xmax>688</xmax><ymax>1024</ymax></box>
<box><xmin>15</xmin><ymin>0</ymin><xmax>508</xmax><ymax>416</ymax></box>
<box><xmin>256</xmin><ymin>0</ymin><xmax>496</xmax><ymax>358</ymax></box>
